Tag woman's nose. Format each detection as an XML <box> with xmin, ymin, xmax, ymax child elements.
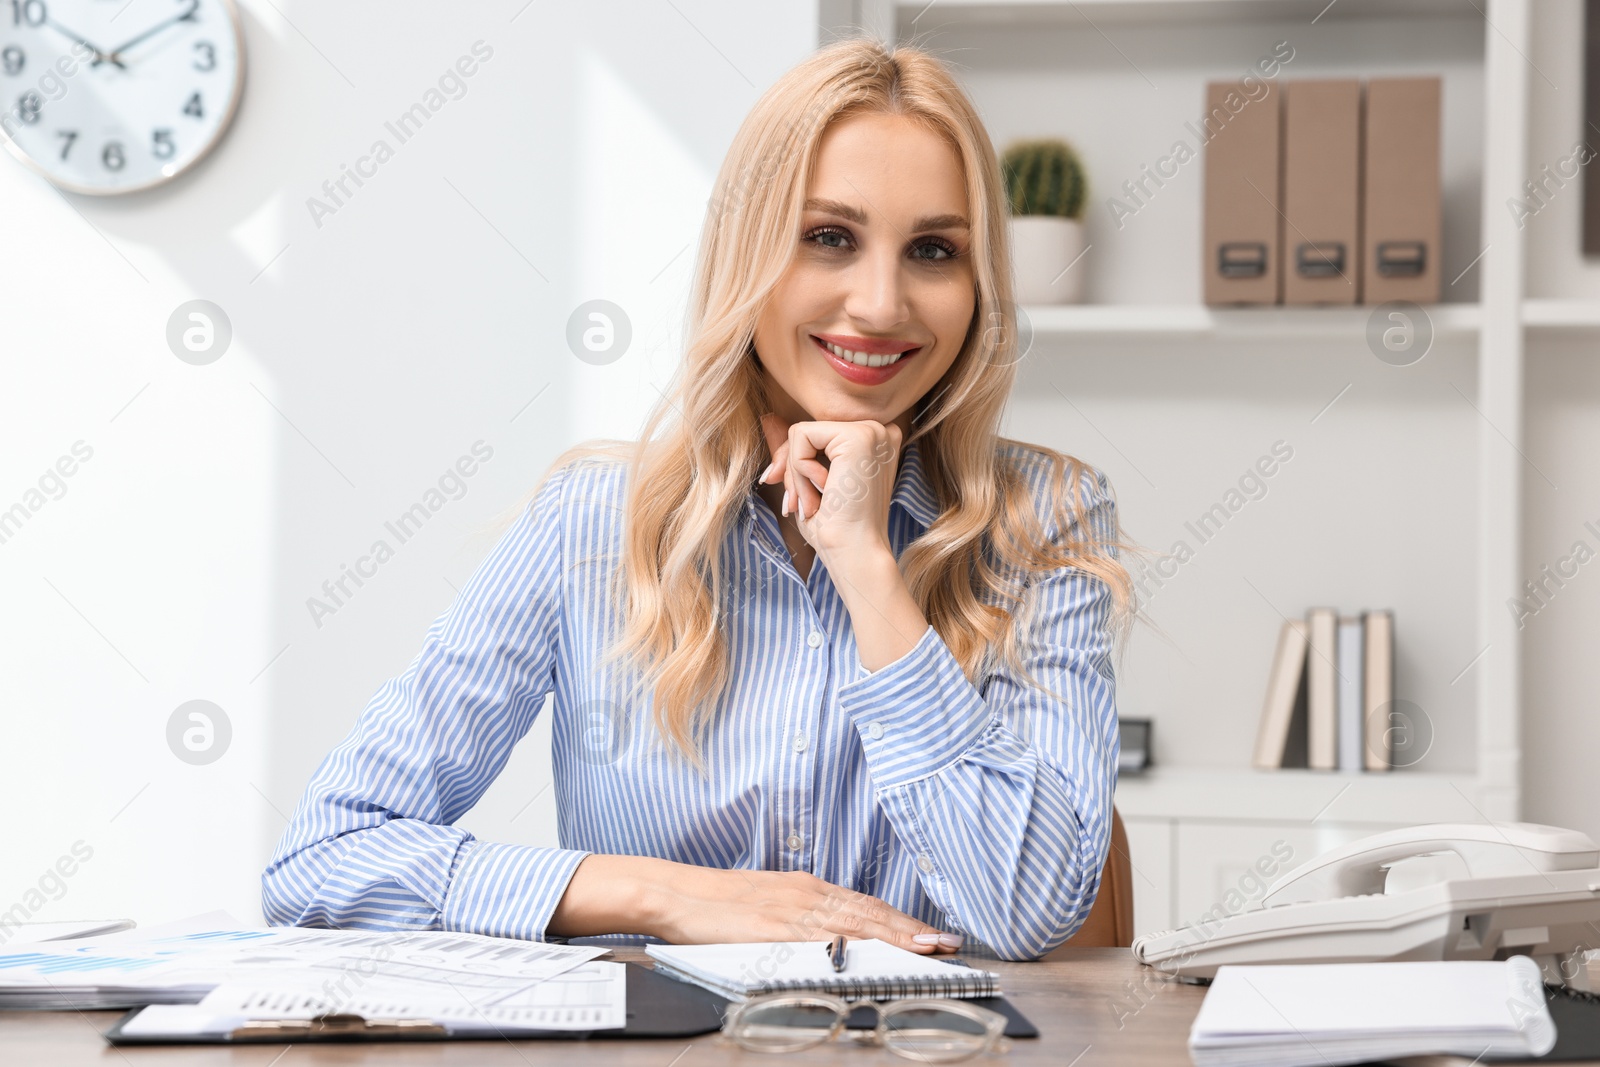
<box><xmin>843</xmin><ymin>246</ymin><xmax>912</xmax><ymax>330</ymax></box>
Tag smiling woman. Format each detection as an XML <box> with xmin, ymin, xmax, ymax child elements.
<box><xmin>264</xmin><ymin>37</ymin><xmax>1141</xmax><ymax>963</ymax></box>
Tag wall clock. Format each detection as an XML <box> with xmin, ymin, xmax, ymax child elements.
<box><xmin>0</xmin><ymin>0</ymin><xmax>245</xmax><ymax>194</ymax></box>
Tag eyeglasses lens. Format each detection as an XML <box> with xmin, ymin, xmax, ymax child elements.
<box><xmin>730</xmin><ymin>1000</ymin><xmax>841</xmax><ymax>1053</ymax></box>
<box><xmin>883</xmin><ymin>1005</ymin><xmax>994</xmax><ymax>1063</ymax></box>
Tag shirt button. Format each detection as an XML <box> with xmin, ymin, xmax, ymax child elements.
<box><xmin>807</xmin><ymin>631</ymin><xmax>824</xmax><ymax>648</ymax></box>
<box><xmin>787</xmin><ymin>832</ymin><xmax>803</xmax><ymax>851</ymax></box>
<box><xmin>918</xmin><ymin>855</ymin><xmax>934</xmax><ymax>873</ymax></box>
<box><xmin>867</xmin><ymin>721</ymin><xmax>885</xmax><ymax>741</ymax></box>
<box><xmin>792</xmin><ymin>734</ymin><xmax>807</xmax><ymax>753</ymax></box>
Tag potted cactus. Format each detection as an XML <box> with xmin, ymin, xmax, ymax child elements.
<box><xmin>1002</xmin><ymin>138</ymin><xmax>1088</xmax><ymax>304</ymax></box>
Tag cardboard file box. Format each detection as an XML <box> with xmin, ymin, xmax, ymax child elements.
<box><xmin>1282</xmin><ymin>79</ymin><xmax>1362</xmax><ymax>304</ymax></box>
<box><xmin>1363</xmin><ymin>77</ymin><xmax>1441</xmax><ymax>304</ymax></box>
<box><xmin>1203</xmin><ymin>80</ymin><xmax>1282</xmax><ymax>305</ymax></box>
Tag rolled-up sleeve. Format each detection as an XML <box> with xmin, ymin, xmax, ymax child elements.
<box><xmin>836</xmin><ymin>467</ymin><xmax>1121</xmax><ymax>961</ymax></box>
<box><xmin>261</xmin><ymin>463</ymin><xmax>591</xmax><ymax>941</ymax></box>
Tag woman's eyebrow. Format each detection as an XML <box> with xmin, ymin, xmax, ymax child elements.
<box><xmin>804</xmin><ymin>197</ymin><xmax>970</xmax><ymax>233</ymax></box>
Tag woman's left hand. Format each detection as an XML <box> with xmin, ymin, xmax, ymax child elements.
<box><xmin>758</xmin><ymin>413</ymin><xmax>902</xmax><ymax>560</ymax></box>
<box><xmin>759</xmin><ymin>413</ymin><xmax>932</xmax><ymax>671</ymax></box>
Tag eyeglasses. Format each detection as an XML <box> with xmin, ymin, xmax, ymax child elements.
<box><xmin>721</xmin><ymin>992</ymin><xmax>1012</xmax><ymax>1062</ymax></box>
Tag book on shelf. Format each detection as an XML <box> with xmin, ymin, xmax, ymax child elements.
<box><xmin>1253</xmin><ymin>608</ymin><xmax>1395</xmax><ymax>772</ymax></box>
<box><xmin>1305</xmin><ymin>607</ymin><xmax>1339</xmax><ymax>770</ymax></box>
<box><xmin>1251</xmin><ymin>619</ymin><xmax>1307</xmax><ymax>769</ymax></box>
<box><xmin>1363</xmin><ymin>610</ymin><xmax>1395</xmax><ymax>770</ymax></box>
<box><xmin>1337</xmin><ymin>616</ymin><xmax>1365</xmax><ymax>772</ymax></box>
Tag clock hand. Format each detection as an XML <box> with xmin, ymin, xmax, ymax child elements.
<box><xmin>104</xmin><ymin>0</ymin><xmax>200</xmax><ymax>65</ymax></box>
<box><xmin>43</xmin><ymin>17</ymin><xmax>125</xmax><ymax>69</ymax></box>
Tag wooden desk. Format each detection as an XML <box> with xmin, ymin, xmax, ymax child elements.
<box><xmin>0</xmin><ymin>947</ymin><xmax>1204</xmax><ymax>1065</ymax></box>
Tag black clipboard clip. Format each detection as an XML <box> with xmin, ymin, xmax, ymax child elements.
<box><xmin>228</xmin><ymin>1012</ymin><xmax>447</xmax><ymax>1040</ymax></box>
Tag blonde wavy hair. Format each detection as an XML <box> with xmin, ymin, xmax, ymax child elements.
<box><xmin>507</xmin><ymin>36</ymin><xmax>1139</xmax><ymax>766</ymax></box>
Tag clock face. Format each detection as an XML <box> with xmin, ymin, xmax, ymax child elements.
<box><xmin>0</xmin><ymin>0</ymin><xmax>244</xmax><ymax>194</ymax></box>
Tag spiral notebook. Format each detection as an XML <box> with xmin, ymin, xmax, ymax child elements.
<box><xmin>644</xmin><ymin>939</ymin><xmax>1000</xmax><ymax>1002</ymax></box>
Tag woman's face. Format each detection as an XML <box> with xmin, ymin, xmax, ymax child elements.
<box><xmin>752</xmin><ymin>111</ymin><xmax>976</xmax><ymax>433</ymax></box>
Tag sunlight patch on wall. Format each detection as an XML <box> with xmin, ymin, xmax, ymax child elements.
<box><xmin>571</xmin><ymin>47</ymin><xmax>714</xmax><ymax>443</ymax></box>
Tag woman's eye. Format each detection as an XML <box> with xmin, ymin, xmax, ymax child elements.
<box><xmin>913</xmin><ymin>238</ymin><xmax>959</xmax><ymax>261</ymax></box>
<box><xmin>804</xmin><ymin>226</ymin><xmax>852</xmax><ymax>250</ymax></box>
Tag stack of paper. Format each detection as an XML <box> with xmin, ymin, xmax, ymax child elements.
<box><xmin>1188</xmin><ymin>957</ymin><xmax>1558</xmax><ymax>1067</ymax></box>
<box><xmin>0</xmin><ymin>919</ymin><xmax>135</xmax><ymax>945</ymax></box>
<box><xmin>0</xmin><ymin>912</ymin><xmax>607</xmax><ymax>1013</ymax></box>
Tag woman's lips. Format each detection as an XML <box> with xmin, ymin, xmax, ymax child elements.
<box><xmin>810</xmin><ymin>334</ymin><xmax>920</xmax><ymax>385</ymax></box>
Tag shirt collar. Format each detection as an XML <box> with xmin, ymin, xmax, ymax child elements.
<box><xmin>891</xmin><ymin>437</ymin><xmax>942</xmax><ymax>530</ymax></box>
<box><xmin>743</xmin><ymin>436</ymin><xmax>940</xmax><ymax>532</ymax></box>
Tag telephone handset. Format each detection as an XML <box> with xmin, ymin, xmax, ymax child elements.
<box><xmin>1260</xmin><ymin>822</ymin><xmax>1600</xmax><ymax>906</ymax></box>
<box><xmin>1134</xmin><ymin>822</ymin><xmax>1600</xmax><ymax>982</ymax></box>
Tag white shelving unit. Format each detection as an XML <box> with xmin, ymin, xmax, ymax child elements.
<box><xmin>882</xmin><ymin>0</ymin><xmax>1488</xmax><ymax>29</ymax></box>
<box><xmin>826</xmin><ymin>0</ymin><xmax>1562</xmax><ymax>937</ymax></box>
<box><xmin>1524</xmin><ymin>299</ymin><xmax>1600</xmax><ymax>329</ymax></box>
<box><xmin>1023</xmin><ymin>302</ymin><xmax>1484</xmax><ymax>338</ymax></box>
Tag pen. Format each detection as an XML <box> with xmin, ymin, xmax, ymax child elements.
<box><xmin>827</xmin><ymin>934</ymin><xmax>847</xmax><ymax>973</ymax></box>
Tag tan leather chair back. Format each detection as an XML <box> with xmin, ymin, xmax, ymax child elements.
<box><xmin>1045</xmin><ymin>805</ymin><xmax>1133</xmax><ymax>955</ymax></box>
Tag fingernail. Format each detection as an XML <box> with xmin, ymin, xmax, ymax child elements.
<box><xmin>938</xmin><ymin>933</ymin><xmax>964</xmax><ymax>949</ymax></box>
<box><xmin>912</xmin><ymin>934</ymin><xmax>941</xmax><ymax>945</ymax></box>
<box><xmin>760</xmin><ymin>462</ymin><xmax>774</xmax><ymax>484</ymax></box>
<box><xmin>782</xmin><ymin>488</ymin><xmax>792</xmax><ymax>516</ymax></box>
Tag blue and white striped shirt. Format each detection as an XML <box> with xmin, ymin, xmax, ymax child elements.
<box><xmin>262</xmin><ymin>438</ymin><xmax>1120</xmax><ymax>960</ymax></box>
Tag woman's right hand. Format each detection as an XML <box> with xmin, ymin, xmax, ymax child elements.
<box><xmin>652</xmin><ymin>863</ymin><xmax>964</xmax><ymax>953</ymax></box>
<box><xmin>549</xmin><ymin>854</ymin><xmax>964</xmax><ymax>953</ymax></box>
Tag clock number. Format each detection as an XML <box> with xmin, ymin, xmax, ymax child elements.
<box><xmin>16</xmin><ymin>89</ymin><xmax>39</xmax><ymax>123</ymax></box>
<box><xmin>182</xmin><ymin>91</ymin><xmax>202</xmax><ymax>118</ymax></box>
<box><xmin>192</xmin><ymin>40</ymin><xmax>214</xmax><ymax>71</ymax></box>
<box><xmin>9</xmin><ymin>0</ymin><xmax>45</xmax><ymax>27</ymax></box>
<box><xmin>152</xmin><ymin>128</ymin><xmax>174</xmax><ymax>159</ymax></box>
<box><xmin>2</xmin><ymin>45</ymin><xmax>22</xmax><ymax>75</ymax></box>
<box><xmin>102</xmin><ymin>141</ymin><xmax>124</xmax><ymax>170</ymax></box>
<box><xmin>56</xmin><ymin>129</ymin><xmax>74</xmax><ymax>159</ymax></box>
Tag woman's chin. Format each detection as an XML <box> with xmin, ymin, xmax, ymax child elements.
<box><xmin>799</xmin><ymin>395</ymin><xmax>902</xmax><ymax>427</ymax></box>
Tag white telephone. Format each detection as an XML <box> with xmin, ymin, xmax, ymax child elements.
<box><xmin>1133</xmin><ymin>822</ymin><xmax>1600</xmax><ymax>983</ymax></box>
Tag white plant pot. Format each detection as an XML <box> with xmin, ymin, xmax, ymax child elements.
<box><xmin>1009</xmin><ymin>216</ymin><xmax>1086</xmax><ymax>305</ymax></box>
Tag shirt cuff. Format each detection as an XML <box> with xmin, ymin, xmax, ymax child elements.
<box><xmin>838</xmin><ymin>623</ymin><xmax>995</xmax><ymax>788</ymax></box>
<box><xmin>439</xmin><ymin>839</ymin><xmax>592</xmax><ymax>942</ymax></box>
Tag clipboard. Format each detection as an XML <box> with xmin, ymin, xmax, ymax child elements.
<box><xmin>105</xmin><ymin>962</ymin><xmax>727</xmax><ymax>1044</ymax></box>
<box><xmin>104</xmin><ymin>960</ymin><xmax>1039</xmax><ymax>1044</ymax></box>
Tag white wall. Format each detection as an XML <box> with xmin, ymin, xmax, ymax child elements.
<box><xmin>0</xmin><ymin>0</ymin><xmax>819</xmax><ymax>928</ymax></box>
